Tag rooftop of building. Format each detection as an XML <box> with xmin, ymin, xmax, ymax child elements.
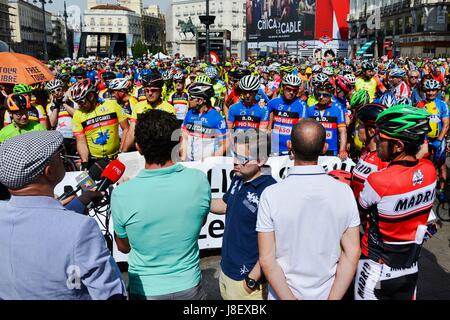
<box><xmin>90</xmin><ymin>4</ymin><xmax>134</xmax><ymax>13</ymax></box>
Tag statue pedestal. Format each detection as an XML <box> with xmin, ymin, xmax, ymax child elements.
<box><xmin>179</xmin><ymin>39</ymin><xmax>197</xmax><ymax>59</ymax></box>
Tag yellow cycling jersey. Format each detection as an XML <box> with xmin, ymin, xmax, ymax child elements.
<box><xmin>72</xmin><ymin>100</ymin><xmax>127</xmax><ymax>158</ymax></box>
<box><xmin>130</xmin><ymin>100</ymin><xmax>176</xmax><ymax>123</ymax></box>
<box><xmin>355</xmin><ymin>78</ymin><xmax>377</xmax><ymax>102</ymax></box>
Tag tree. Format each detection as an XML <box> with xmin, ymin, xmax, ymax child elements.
<box><xmin>132</xmin><ymin>40</ymin><xmax>147</xmax><ymax>59</ymax></box>
<box><xmin>48</xmin><ymin>43</ymin><xmax>66</xmax><ymax>60</ymax></box>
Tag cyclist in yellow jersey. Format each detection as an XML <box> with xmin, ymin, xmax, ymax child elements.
<box><xmin>123</xmin><ymin>74</ymin><xmax>176</xmax><ymax>152</ymax></box>
<box><xmin>70</xmin><ymin>79</ymin><xmax>129</xmax><ymax>170</ymax></box>
<box><xmin>354</xmin><ymin>61</ymin><xmax>382</xmax><ymax>102</ymax></box>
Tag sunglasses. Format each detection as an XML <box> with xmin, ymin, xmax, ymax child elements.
<box><xmin>175</xmin><ymin>80</ymin><xmax>185</xmax><ymax>84</ymax></box>
<box><xmin>409</xmin><ymin>76</ymin><xmax>418</xmax><ymax>79</ymax></box>
<box><xmin>317</xmin><ymin>92</ymin><xmax>332</xmax><ymax>98</ymax></box>
<box><xmin>51</xmin><ymin>88</ymin><xmax>63</xmax><ymax>94</ymax></box>
<box><xmin>145</xmin><ymin>87</ymin><xmax>161</xmax><ymax>93</ymax></box>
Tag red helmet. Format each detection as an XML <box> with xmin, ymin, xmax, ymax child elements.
<box><xmin>335</xmin><ymin>75</ymin><xmax>352</xmax><ymax>94</ymax></box>
<box><xmin>328</xmin><ymin>170</ymin><xmax>352</xmax><ymax>187</ymax></box>
<box><xmin>70</xmin><ymin>79</ymin><xmax>96</xmax><ymax>102</ymax></box>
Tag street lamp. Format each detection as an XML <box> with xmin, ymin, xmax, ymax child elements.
<box><xmin>199</xmin><ymin>0</ymin><xmax>215</xmax><ymax>64</ymax></box>
<box><xmin>33</xmin><ymin>0</ymin><xmax>52</xmax><ymax>61</ymax></box>
<box><xmin>63</xmin><ymin>1</ymin><xmax>70</xmax><ymax>58</ymax></box>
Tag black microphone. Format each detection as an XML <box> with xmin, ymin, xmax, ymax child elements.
<box><xmin>88</xmin><ymin>158</ymin><xmax>111</xmax><ymax>181</ymax></box>
<box><xmin>58</xmin><ymin>172</ymin><xmax>95</xmax><ymax>201</ymax></box>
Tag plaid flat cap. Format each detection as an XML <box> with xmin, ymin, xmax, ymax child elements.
<box><xmin>0</xmin><ymin>131</ymin><xmax>64</xmax><ymax>189</ymax></box>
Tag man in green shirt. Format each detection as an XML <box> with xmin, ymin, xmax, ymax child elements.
<box><xmin>0</xmin><ymin>94</ymin><xmax>46</xmax><ymax>143</ymax></box>
<box><xmin>111</xmin><ymin>109</ymin><xmax>211</xmax><ymax>300</ymax></box>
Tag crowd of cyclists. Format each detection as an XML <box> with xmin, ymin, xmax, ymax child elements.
<box><xmin>0</xmin><ymin>53</ymin><xmax>449</xmax><ymax>299</ymax></box>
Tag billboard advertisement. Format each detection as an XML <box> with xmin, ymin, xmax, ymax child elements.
<box><xmin>246</xmin><ymin>0</ymin><xmax>316</xmax><ymax>42</ymax></box>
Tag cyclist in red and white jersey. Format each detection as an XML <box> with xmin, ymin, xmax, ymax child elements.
<box><xmin>355</xmin><ymin>105</ymin><xmax>436</xmax><ymax>300</ymax></box>
<box><xmin>351</xmin><ymin>103</ymin><xmax>389</xmax><ymax>201</ymax></box>
<box><xmin>389</xmin><ymin>69</ymin><xmax>411</xmax><ymax>100</ymax></box>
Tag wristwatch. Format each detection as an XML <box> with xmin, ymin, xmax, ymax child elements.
<box><xmin>245</xmin><ymin>276</ymin><xmax>260</xmax><ymax>291</ymax></box>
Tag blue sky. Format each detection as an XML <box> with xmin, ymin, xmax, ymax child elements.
<box><xmin>45</xmin><ymin>0</ymin><xmax>170</xmax><ymax>15</ymax></box>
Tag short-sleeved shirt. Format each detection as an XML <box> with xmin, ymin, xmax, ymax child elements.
<box><xmin>72</xmin><ymin>100</ymin><xmax>127</xmax><ymax>158</ymax></box>
<box><xmin>111</xmin><ymin>164</ymin><xmax>211</xmax><ymax>296</ymax></box>
<box><xmin>169</xmin><ymin>91</ymin><xmax>189</xmax><ymax>121</ymax></box>
<box><xmin>0</xmin><ymin>121</ymin><xmax>46</xmax><ymax>143</ymax></box>
<box><xmin>221</xmin><ymin>173</ymin><xmax>277</xmax><ymax>281</ymax></box>
<box><xmin>268</xmin><ymin>96</ymin><xmax>307</xmax><ymax>154</ymax></box>
<box><xmin>182</xmin><ymin>107</ymin><xmax>227</xmax><ymax>161</ymax></box>
<box><xmin>355</xmin><ymin>78</ymin><xmax>377</xmax><ymax>101</ymax></box>
<box><xmin>307</xmin><ymin>103</ymin><xmax>346</xmax><ymax>155</ymax></box>
<box><xmin>256</xmin><ymin>165</ymin><xmax>360</xmax><ymax>300</ymax></box>
<box><xmin>46</xmin><ymin>101</ymin><xmax>75</xmax><ymax>139</ymax></box>
<box><xmin>227</xmin><ymin>101</ymin><xmax>270</xmax><ymax>130</ymax></box>
<box><xmin>130</xmin><ymin>100</ymin><xmax>176</xmax><ymax>122</ymax></box>
<box><xmin>416</xmin><ymin>98</ymin><xmax>449</xmax><ymax>139</ymax></box>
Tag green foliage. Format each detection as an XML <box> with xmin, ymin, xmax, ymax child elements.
<box><xmin>132</xmin><ymin>40</ymin><xmax>147</xmax><ymax>59</ymax></box>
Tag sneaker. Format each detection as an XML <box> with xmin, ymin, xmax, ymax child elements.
<box><xmin>437</xmin><ymin>190</ymin><xmax>448</xmax><ymax>203</ymax></box>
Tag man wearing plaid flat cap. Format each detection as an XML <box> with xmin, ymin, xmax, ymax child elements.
<box><xmin>0</xmin><ymin>131</ymin><xmax>126</xmax><ymax>300</ymax></box>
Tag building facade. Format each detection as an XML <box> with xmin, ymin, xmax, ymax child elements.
<box><xmin>0</xmin><ymin>0</ymin><xmax>13</xmax><ymax>49</ymax></box>
<box><xmin>142</xmin><ymin>5</ymin><xmax>166</xmax><ymax>53</ymax></box>
<box><xmin>349</xmin><ymin>0</ymin><xmax>450</xmax><ymax>58</ymax></box>
<box><xmin>167</xmin><ymin>0</ymin><xmax>246</xmax><ymax>59</ymax></box>
<box><xmin>83</xmin><ymin>2</ymin><xmax>141</xmax><ymax>57</ymax></box>
<box><xmin>51</xmin><ymin>15</ymin><xmax>65</xmax><ymax>49</ymax></box>
<box><xmin>8</xmin><ymin>0</ymin><xmax>53</xmax><ymax>58</ymax></box>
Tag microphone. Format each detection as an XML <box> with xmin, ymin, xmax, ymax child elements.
<box><xmin>58</xmin><ymin>171</ymin><xmax>95</xmax><ymax>201</ymax></box>
<box><xmin>96</xmin><ymin>160</ymin><xmax>126</xmax><ymax>192</ymax></box>
<box><xmin>88</xmin><ymin>158</ymin><xmax>111</xmax><ymax>181</ymax></box>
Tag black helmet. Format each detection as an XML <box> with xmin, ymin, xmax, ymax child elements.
<box><xmin>356</xmin><ymin>103</ymin><xmax>387</xmax><ymax>127</ymax></box>
<box><xmin>232</xmin><ymin>68</ymin><xmax>251</xmax><ymax>81</ymax></box>
<box><xmin>72</xmin><ymin>68</ymin><xmax>86</xmax><ymax>78</ymax></box>
<box><xmin>188</xmin><ymin>82</ymin><xmax>215</xmax><ymax>100</ymax></box>
<box><xmin>102</xmin><ymin>71</ymin><xmax>117</xmax><ymax>81</ymax></box>
<box><xmin>142</xmin><ymin>73</ymin><xmax>164</xmax><ymax>88</ymax></box>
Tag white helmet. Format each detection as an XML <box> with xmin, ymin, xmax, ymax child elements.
<box><xmin>282</xmin><ymin>74</ymin><xmax>302</xmax><ymax>87</ymax></box>
<box><xmin>173</xmin><ymin>72</ymin><xmax>184</xmax><ymax>81</ymax></box>
<box><xmin>344</xmin><ymin>74</ymin><xmax>356</xmax><ymax>85</ymax></box>
<box><xmin>239</xmin><ymin>75</ymin><xmax>260</xmax><ymax>92</ymax></box>
<box><xmin>45</xmin><ymin>79</ymin><xmax>64</xmax><ymax>91</ymax></box>
<box><xmin>109</xmin><ymin>78</ymin><xmax>131</xmax><ymax>91</ymax></box>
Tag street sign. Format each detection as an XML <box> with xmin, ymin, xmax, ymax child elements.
<box><xmin>319</xmin><ymin>35</ymin><xmax>332</xmax><ymax>44</ymax></box>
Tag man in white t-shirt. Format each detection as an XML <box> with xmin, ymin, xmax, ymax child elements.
<box><xmin>257</xmin><ymin>118</ymin><xmax>361</xmax><ymax>300</ymax></box>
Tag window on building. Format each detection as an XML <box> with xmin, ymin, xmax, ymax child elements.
<box><xmin>395</xmin><ymin>17</ymin><xmax>404</xmax><ymax>35</ymax></box>
<box><xmin>386</xmin><ymin>20</ymin><xmax>394</xmax><ymax>36</ymax></box>
<box><xmin>405</xmin><ymin>16</ymin><xmax>413</xmax><ymax>33</ymax></box>
<box><xmin>417</xmin><ymin>13</ymin><xmax>425</xmax><ymax>32</ymax></box>
<box><xmin>90</xmin><ymin>18</ymin><xmax>95</xmax><ymax>26</ymax></box>
<box><xmin>100</xmin><ymin>18</ymin><xmax>105</xmax><ymax>26</ymax></box>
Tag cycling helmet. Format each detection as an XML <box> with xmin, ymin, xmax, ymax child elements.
<box><xmin>396</xmin><ymin>97</ymin><xmax>412</xmax><ymax>105</ymax></box>
<box><xmin>423</xmin><ymin>79</ymin><xmax>440</xmax><ymax>90</ymax></box>
<box><xmin>312</xmin><ymin>73</ymin><xmax>329</xmax><ymax>86</ymax></box>
<box><xmin>350</xmin><ymin>90</ymin><xmax>370</xmax><ymax>109</ymax></box>
<box><xmin>268</xmin><ymin>63</ymin><xmax>280</xmax><ymax>73</ymax></box>
<box><xmin>142</xmin><ymin>73</ymin><xmax>164</xmax><ymax>88</ymax></box>
<box><xmin>328</xmin><ymin>170</ymin><xmax>352</xmax><ymax>187</ymax></box>
<box><xmin>356</xmin><ymin>103</ymin><xmax>387</xmax><ymax>127</ymax></box>
<box><xmin>361</xmin><ymin>61</ymin><xmax>375</xmax><ymax>71</ymax></box>
<box><xmin>6</xmin><ymin>94</ymin><xmax>31</xmax><ymax>111</ymax></box>
<box><xmin>69</xmin><ymin>79</ymin><xmax>97</xmax><ymax>102</ymax></box>
<box><xmin>161</xmin><ymin>70</ymin><xmax>173</xmax><ymax>81</ymax></box>
<box><xmin>45</xmin><ymin>79</ymin><xmax>64</xmax><ymax>91</ymax></box>
<box><xmin>204</xmin><ymin>66</ymin><xmax>218</xmax><ymax>79</ymax></box>
<box><xmin>323</xmin><ymin>66</ymin><xmax>335</xmax><ymax>76</ymax></box>
<box><xmin>102</xmin><ymin>71</ymin><xmax>116</xmax><ymax>81</ymax></box>
<box><xmin>311</xmin><ymin>65</ymin><xmax>322</xmax><ymax>73</ymax></box>
<box><xmin>389</xmin><ymin>68</ymin><xmax>406</xmax><ymax>78</ymax></box>
<box><xmin>57</xmin><ymin>73</ymin><xmax>71</xmax><ymax>82</ymax></box>
<box><xmin>72</xmin><ymin>68</ymin><xmax>86</xmax><ymax>78</ymax></box>
<box><xmin>188</xmin><ymin>82</ymin><xmax>215</xmax><ymax>100</ymax></box>
<box><xmin>13</xmin><ymin>84</ymin><xmax>33</xmax><ymax>94</ymax></box>
<box><xmin>344</xmin><ymin>74</ymin><xmax>356</xmax><ymax>85</ymax></box>
<box><xmin>280</xmin><ymin>65</ymin><xmax>295</xmax><ymax>74</ymax></box>
<box><xmin>194</xmin><ymin>74</ymin><xmax>212</xmax><ymax>85</ymax></box>
<box><xmin>239</xmin><ymin>75</ymin><xmax>260</xmax><ymax>92</ymax></box>
<box><xmin>317</xmin><ymin>80</ymin><xmax>334</xmax><ymax>93</ymax></box>
<box><xmin>376</xmin><ymin>104</ymin><xmax>431</xmax><ymax>144</ymax></box>
<box><xmin>335</xmin><ymin>76</ymin><xmax>352</xmax><ymax>94</ymax></box>
<box><xmin>379</xmin><ymin>92</ymin><xmax>397</xmax><ymax>108</ymax></box>
<box><xmin>242</xmin><ymin>61</ymin><xmax>250</xmax><ymax>68</ymax></box>
<box><xmin>343</xmin><ymin>65</ymin><xmax>354</xmax><ymax>74</ymax></box>
<box><xmin>172</xmin><ymin>72</ymin><xmax>184</xmax><ymax>81</ymax></box>
<box><xmin>232</xmin><ymin>68</ymin><xmax>251</xmax><ymax>80</ymax></box>
<box><xmin>282</xmin><ymin>74</ymin><xmax>302</xmax><ymax>87</ymax></box>
<box><xmin>260</xmin><ymin>66</ymin><xmax>270</xmax><ymax>74</ymax></box>
<box><xmin>109</xmin><ymin>78</ymin><xmax>131</xmax><ymax>91</ymax></box>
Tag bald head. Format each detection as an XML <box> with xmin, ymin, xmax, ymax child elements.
<box><xmin>291</xmin><ymin>119</ymin><xmax>326</xmax><ymax>162</ymax></box>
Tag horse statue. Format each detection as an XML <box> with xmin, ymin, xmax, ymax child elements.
<box><xmin>178</xmin><ymin>17</ymin><xmax>197</xmax><ymax>40</ymax></box>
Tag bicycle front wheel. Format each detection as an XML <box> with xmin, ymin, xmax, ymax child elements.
<box><xmin>436</xmin><ymin>201</ymin><xmax>450</xmax><ymax>222</ymax></box>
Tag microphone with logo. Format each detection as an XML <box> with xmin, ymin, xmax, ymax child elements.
<box><xmin>87</xmin><ymin>159</ymin><xmax>126</xmax><ymax>209</ymax></box>
<box><xmin>58</xmin><ymin>171</ymin><xmax>96</xmax><ymax>201</ymax></box>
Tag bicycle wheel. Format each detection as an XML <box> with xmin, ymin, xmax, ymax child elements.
<box><xmin>436</xmin><ymin>201</ymin><xmax>450</xmax><ymax>222</ymax></box>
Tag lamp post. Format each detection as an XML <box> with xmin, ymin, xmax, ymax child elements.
<box><xmin>63</xmin><ymin>1</ymin><xmax>70</xmax><ymax>58</ymax></box>
<box><xmin>33</xmin><ymin>0</ymin><xmax>52</xmax><ymax>61</ymax></box>
<box><xmin>199</xmin><ymin>0</ymin><xmax>215</xmax><ymax>64</ymax></box>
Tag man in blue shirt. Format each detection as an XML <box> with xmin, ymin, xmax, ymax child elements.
<box><xmin>211</xmin><ymin>130</ymin><xmax>276</xmax><ymax>300</ymax></box>
<box><xmin>268</xmin><ymin>74</ymin><xmax>307</xmax><ymax>154</ymax></box>
<box><xmin>0</xmin><ymin>131</ymin><xmax>126</xmax><ymax>300</ymax></box>
<box><xmin>307</xmin><ymin>81</ymin><xmax>348</xmax><ymax>160</ymax></box>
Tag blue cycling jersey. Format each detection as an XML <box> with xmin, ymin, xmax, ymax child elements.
<box><xmin>256</xmin><ymin>89</ymin><xmax>270</xmax><ymax>104</ymax></box>
<box><xmin>334</xmin><ymin>96</ymin><xmax>350</xmax><ymax>116</ymax></box>
<box><xmin>86</xmin><ymin>70</ymin><xmax>97</xmax><ymax>82</ymax></box>
<box><xmin>268</xmin><ymin>96</ymin><xmax>307</xmax><ymax>153</ymax></box>
<box><xmin>182</xmin><ymin>107</ymin><xmax>227</xmax><ymax>161</ymax></box>
<box><xmin>228</xmin><ymin>101</ymin><xmax>270</xmax><ymax>131</ymax></box>
<box><xmin>307</xmin><ymin>102</ymin><xmax>346</xmax><ymax>155</ymax></box>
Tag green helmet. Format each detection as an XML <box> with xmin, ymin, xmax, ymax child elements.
<box><xmin>376</xmin><ymin>104</ymin><xmax>431</xmax><ymax>143</ymax></box>
<box><xmin>195</xmin><ymin>74</ymin><xmax>212</xmax><ymax>85</ymax></box>
<box><xmin>350</xmin><ymin>90</ymin><xmax>370</xmax><ymax>109</ymax></box>
<box><xmin>13</xmin><ymin>84</ymin><xmax>33</xmax><ymax>94</ymax></box>
<box><xmin>280</xmin><ymin>65</ymin><xmax>294</xmax><ymax>74</ymax></box>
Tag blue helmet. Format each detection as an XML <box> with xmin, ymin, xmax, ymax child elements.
<box><xmin>389</xmin><ymin>68</ymin><xmax>406</xmax><ymax>78</ymax></box>
<box><xmin>379</xmin><ymin>92</ymin><xmax>397</xmax><ymax>108</ymax></box>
